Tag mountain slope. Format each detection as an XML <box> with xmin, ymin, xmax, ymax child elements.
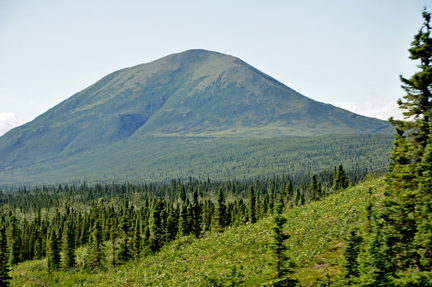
<box><xmin>0</xmin><ymin>134</ymin><xmax>393</xmax><ymax>187</ymax></box>
<box><xmin>0</xmin><ymin>49</ymin><xmax>392</xmax><ymax>183</ymax></box>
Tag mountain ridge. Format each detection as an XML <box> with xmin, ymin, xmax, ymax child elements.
<box><xmin>0</xmin><ymin>49</ymin><xmax>393</xmax><ymax>184</ymax></box>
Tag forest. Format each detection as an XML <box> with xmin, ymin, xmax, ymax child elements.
<box><xmin>0</xmin><ymin>164</ymin><xmax>358</xmax><ymax>286</ymax></box>
<box><xmin>0</xmin><ymin>133</ymin><xmax>393</xmax><ymax>188</ymax></box>
<box><xmin>0</xmin><ymin>165</ymin><xmax>350</xmax><ymax>268</ymax></box>
<box><xmin>0</xmin><ymin>7</ymin><xmax>431</xmax><ymax>287</ymax></box>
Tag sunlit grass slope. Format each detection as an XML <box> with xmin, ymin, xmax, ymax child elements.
<box><xmin>10</xmin><ymin>177</ymin><xmax>384</xmax><ymax>286</ymax></box>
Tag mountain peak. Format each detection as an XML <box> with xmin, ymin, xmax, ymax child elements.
<box><xmin>0</xmin><ymin>50</ymin><xmax>392</xmax><ymax>178</ymax></box>
<box><xmin>176</xmin><ymin>49</ymin><xmax>220</xmax><ymax>58</ymax></box>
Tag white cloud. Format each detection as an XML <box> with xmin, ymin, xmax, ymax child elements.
<box><xmin>338</xmin><ymin>94</ymin><xmax>404</xmax><ymax>121</ymax></box>
<box><xmin>0</xmin><ymin>113</ymin><xmax>23</xmax><ymax>136</ymax></box>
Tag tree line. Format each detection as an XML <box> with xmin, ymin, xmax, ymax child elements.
<box><xmin>0</xmin><ymin>164</ymin><xmax>351</xmax><ymax>284</ymax></box>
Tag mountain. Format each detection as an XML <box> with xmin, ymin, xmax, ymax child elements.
<box><xmin>0</xmin><ymin>49</ymin><xmax>393</xmax><ymax>186</ymax></box>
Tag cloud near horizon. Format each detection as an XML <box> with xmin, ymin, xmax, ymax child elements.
<box><xmin>339</xmin><ymin>95</ymin><xmax>404</xmax><ymax>121</ymax></box>
<box><xmin>0</xmin><ymin>113</ymin><xmax>23</xmax><ymax>136</ymax></box>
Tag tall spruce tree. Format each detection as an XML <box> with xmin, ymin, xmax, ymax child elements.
<box><xmin>46</xmin><ymin>229</ymin><xmax>60</xmax><ymax>275</ymax></box>
<box><xmin>338</xmin><ymin>228</ymin><xmax>363</xmax><ymax>286</ymax></box>
<box><xmin>108</xmin><ymin>218</ymin><xmax>117</xmax><ymax>267</ymax></box>
<box><xmin>213</xmin><ymin>187</ymin><xmax>227</xmax><ymax>233</ymax></box>
<box><xmin>332</xmin><ymin>164</ymin><xmax>349</xmax><ymax>191</ymax></box>
<box><xmin>357</xmin><ymin>220</ymin><xmax>397</xmax><ymax>287</ymax></box>
<box><xmin>7</xmin><ymin>216</ymin><xmax>20</xmax><ymax>267</ymax></box>
<box><xmin>310</xmin><ymin>175</ymin><xmax>318</xmax><ymax>201</ymax></box>
<box><xmin>132</xmin><ymin>218</ymin><xmax>141</xmax><ymax>259</ymax></box>
<box><xmin>268</xmin><ymin>181</ymin><xmax>274</xmax><ymax>214</ymax></box>
<box><xmin>149</xmin><ymin>200</ymin><xmax>164</xmax><ymax>252</ymax></box>
<box><xmin>262</xmin><ymin>201</ymin><xmax>298</xmax><ymax>287</ymax></box>
<box><xmin>178</xmin><ymin>205</ymin><xmax>189</xmax><ymax>237</ymax></box>
<box><xmin>203</xmin><ymin>200</ymin><xmax>214</xmax><ymax>232</ymax></box>
<box><xmin>118</xmin><ymin>215</ymin><xmax>131</xmax><ymax>263</ymax></box>
<box><xmin>0</xmin><ymin>225</ymin><xmax>11</xmax><ymax>286</ymax></box>
<box><xmin>61</xmin><ymin>220</ymin><xmax>75</xmax><ymax>269</ymax></box>
<box><xmin>285</xmin><ymin>181</ymin><xmax>293</xmax><ymax>199</ymax></box>
<box><xmin>249</xmin><ymin>186</ymin><xmax>256</xmax><ymax>224</ymax></box>
<box><xmin>256</xmin><ymin>192</ymin><xmax>261</xmax><ymax>219</ymax></box>
<box><xmin>178</xmin><ymin>185</ymin><xmax>186</xmax><ymax>202</ymax></box>
<box><xmin>359</xmin><ymin>9</ymin><xmax>432</xmax><ymax>285</ymax></box>
<box><xmin>166</xmin><ymin>207</ymin><xmax>178</xmax><ymax>241</ymax></box>
<box><xmin>191</xmin><ymin>190</ymin><xmax>202</xmax><ymax>238</ymax></box>
<box><xmin>85</xmin><ymin>221</ymin><xmax>105</xmax><ymax>272</ymax></box>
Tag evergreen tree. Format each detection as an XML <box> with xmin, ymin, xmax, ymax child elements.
<box><xmin>268</xmin><ymin>180</ymin><xmax>274</xmax><ymax>214</ymax></box>
<box><xmin>80</xmin><ymin>216</ymin><xmax>89</xmax><ymax>246</ymax></box>
<box><xmin>238</xmin><ymin>199</ymin><xmax>247</xmax><ymax>223</ymax></box>
<box><xmin>186</xmin><ymin>204</ymin><xmax>194</xmax><ymax>235</ymax></box>
<box><xmin>178</xmin><ymin>205</ymin><xmax>189</xmax><ymax>237</ymax></box>
<box><xmin>357</xmin><ymin>221</ymin><xmax>397</xmax><ymax>286</ymax></box>
<box><xmin>33</xmin><ymin>236</ymin><xmax>43</xmax><ymax>260</ymax></box>
<box><xmin>261</xmin><ymin>196</ymin><xmax>268</xmax><ymax>216</ymax></box>
<box><xmin>338</xmin><ymin>228</ymin><xmax>363</xmax><ymax>285</ymax></box>
<box><xmin>108</xmin><ymin>218</ymin><xmax>117</xmax><ymax>267</ymax></box>
<box><xmin>8</xmin><ymin>241</ymin><xmax>19</xmax><ymax>268</ymax></box>
<box><xmin>149</xmin><ymin>200</ymin><xmax>164</xmax><ymax>252</ymax></box>
<box><xmin>292</xmin><ymin>188</ymin><xmax>301</xmax><ymax>206</ymax></box>
<box><xmin>191</xmin><ymin>190</ymin><xmax>202</xmax><ymax>238</ymax></box>
<box><xmin>300</xmin><ymin>189</ymin><xmax>306</xmax><ymax>206</ymax></box>
<box><xmin>249</xmin><ymin>186</ymin><xmax>256</xmax><ymax>224</ymax></box>
<box><xmin>363</xmin><ymin>8</ymin><xmax>432</xmax><ymax>282</ymax></box>
<box><xmin>332</xmin><ymin>164</ymin><xmax>349</xmax><ymax>191</ymax></box>
<box><xmin>118</xmin><ymin>216</ymin><xmax>131</xmax><ymax>263</ymax></box>
<box><xmin>0</xmin><ymin>225</ymin><xmax>11</xmax><ymax>286</ymax></box>
<box><xmin>213</xmin><ymin>187</ymin><xmax>227</xmax><ymax>233</ymax></box>
<box><xmin>316</xmin><ymin>180</ymin><xmax>322</xmax><ymax>199</ymax></box>
<box><xmin>85</xmin><ymin>221</ymin><xmax>105</xmax><ymax>272</ymax></box>
<box><xmin>46</xmin><ymin>229</ymin><xmax>60</xmax><ymax>275</ymax></box>
<box><xmin>7</xmin><ymin>216</ymin><xmax>20</xmax><ymax>267</ymax></box>
<box><xmin>285</xmin><ymin>181</ymin><xmax>293</xmax><ymax>199</ymax></box>
<box><xmin>203</xmin><ymin>200</ymin><xmax>214</xmax><ymax>232</ymax></box>
<box><xmin>256</xmin><ymin>192</ymin><xmax>261</xmax><ymax>219</ymax></box>
<box><xmin>178</xmin><ymin>185</ymin><xmax>186</xmax><ymax>202</ymax></box>
<box><xmin>262</xmin><ymin>201</ymin><xmax>298</xmax><ymax>287</ymax></box>
<box><xmin>61</xmin><ymin>220</ymin><xmax>75</xmax><ymax>269</ymax></box>
<box><xmin>310</xmin><ymin>175</ymin><xmax>318</xmax><ymax>201</ymax></box>
<box><xmin>166</xmin><ymin>207</ymin><xmax>178</xmax><ymax>241</ymax></box>
<box><xmin>132</xmin><ymin>218</ymin><xmax>141</xmax><ymax>259</ymax></box>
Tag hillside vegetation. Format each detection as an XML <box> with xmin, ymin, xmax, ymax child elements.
<box><xmin>0</xmin><ymin>49</ymin><xmax>392</xmax><ymax>187</ymax></box>
<box><xmin>0</xmin><ymin>134</ymin><xmax>392</xmax><ymax>188</ymax></box>
<box><xmin>8</xmin><ymin>176</ymin><xmax>383</xmax><ymax>286</ymax></box>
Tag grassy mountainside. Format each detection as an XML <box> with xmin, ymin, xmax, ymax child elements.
<box><xmin>0</xmin><ymin>49</ymin><xmax>392</xmax><ymax>186</ymax></box>
<box><xmin>0</xmin><ymin>134</ymin><xmax>392</xmax><ymax>187</ymax></box>
<box><xmin>10</xmin><ymin>176</ymin><xmax>384</xmax><ymax>286</ymax></box>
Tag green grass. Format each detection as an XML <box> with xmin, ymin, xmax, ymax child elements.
<box><xmin>10</xmin><ymin>176</ymin><xmax>385</xmax><ymax>286</ymax></box>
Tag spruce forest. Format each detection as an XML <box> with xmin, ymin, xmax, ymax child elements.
<box><xmin>0</xmin><ymin>8</ymin><xmax>432</xmax><ymax>287</ymax></box>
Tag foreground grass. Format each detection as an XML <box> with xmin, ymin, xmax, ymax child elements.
<box><xmin>11</xmin><ymin>177</ymin><xmax>385</xmax><ymax>286</ymax></box>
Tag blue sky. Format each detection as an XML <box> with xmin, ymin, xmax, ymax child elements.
<box><xmin>0</xmin><ymin>0</ymin><xmax>429</xmax><ymax>135</ymax></box>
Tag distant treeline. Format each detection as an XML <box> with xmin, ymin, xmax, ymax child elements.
<box><xmin>0</xmin><ymin>134</ymin><xmax>392</xmax><ymax>188</ymax></box>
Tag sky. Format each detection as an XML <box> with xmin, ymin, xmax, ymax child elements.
<box><xmin>0</xmin><ymin>0</ymin><xmax>430</xmax><ymax>136</ymax></box>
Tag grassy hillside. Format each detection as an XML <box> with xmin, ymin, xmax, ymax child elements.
<box><xmin>10</xmin><ymin>176</ymin><xmax>384</xmax><ymax>286</ymax></box>
<box><xmin>0</xmin><ymin>134</ymin><xmax>392</xmax><ymax>187</ymax></box>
